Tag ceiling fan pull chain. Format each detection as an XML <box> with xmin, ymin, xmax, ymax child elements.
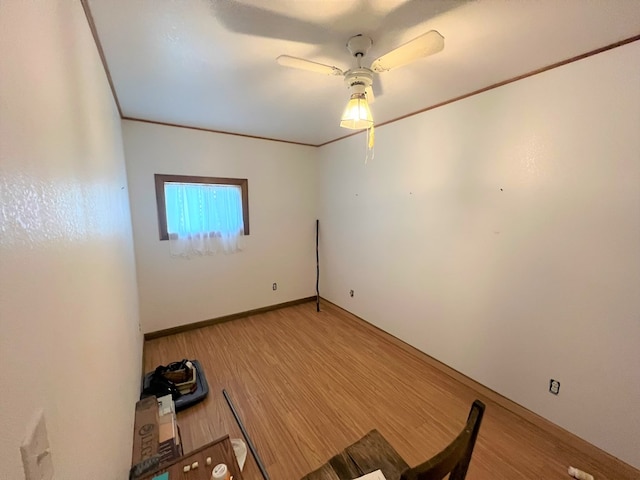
<box><xmin>365</xmin><ymin>125</ymin><xmax>375</xmax><ymax>164</ymax></box>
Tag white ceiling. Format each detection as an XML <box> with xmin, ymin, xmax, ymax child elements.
<box><xmin>87</xmin><ymin>0</ymin><xmax>640</xmax><ymax>146</ymax></box>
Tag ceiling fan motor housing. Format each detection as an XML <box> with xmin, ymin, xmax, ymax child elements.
<box><xmin>345</xmin><ymin>35</ymin><xmax>374</xmax><ymax>96</ymax></box>
<box><xmin>344</xmin><ymin>68</ymin><xmax>373</xmax><ymax>94</ymax></box>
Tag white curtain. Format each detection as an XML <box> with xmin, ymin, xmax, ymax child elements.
<box><xmin>165</xmin><ymin>183</ymin><xmax>244</xmax><ymax>258</ymax></box>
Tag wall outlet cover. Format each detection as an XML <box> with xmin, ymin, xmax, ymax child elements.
<box><xmin>549</xmin><ymin>379</ymin><xmax>561</xmax><ymax>395</ymax></box>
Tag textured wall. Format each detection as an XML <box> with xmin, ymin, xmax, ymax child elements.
<box><xmin>123</xmin><ymin>120</ymin><xmax>319</xmax><ymax>333</ymax></box>
<box><xmin>0</xmin><ymin>1</ymin><xmax>142</xmax><ymax>479</ymax></box>
<box><xmin>317</xmin><ymin>42</ymin><xmax>640</xmax><ymax>468</ymax></box>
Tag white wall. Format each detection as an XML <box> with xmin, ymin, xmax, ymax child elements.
<box><xmin>123</xmin><ymin>121</ymin><xmax>318</xmax><ymax>333</ymax></box>
<box><xmin>318</xmin><ymin>42</ymin><xmax>640</xmax><ymax>468</ymax></box>
<box><xmin>0</xmin><ymin>2</ymin><xmax>142</xmax><ymax>479</ymax></box>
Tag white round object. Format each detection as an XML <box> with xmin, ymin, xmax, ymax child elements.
<box><xmin>212</xmin><ymin>463</ymin><xmax>228</xmax><ymax>480</ymax></box>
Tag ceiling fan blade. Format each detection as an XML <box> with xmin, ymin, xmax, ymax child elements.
<box><xmin>365</xmin><ymin>85</ymin><xmax>375</xmax><ymax>104</ymax></box>
<box><xmin>276</xmin><ymin>55</ymin><xmax>344</xmax><ymax>76</ymax></box>
<box><xmin>371</xmin><ymin>30</ymin><xmax>444</xmax><ymax>73</ymax></box>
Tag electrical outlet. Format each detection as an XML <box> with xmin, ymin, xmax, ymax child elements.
<box><xmin>549</xmin><ymin>379</ymin><xmax>560</xmax><ymax>395</ymax></box>
<box><xmin>349</xmin><ymin>289</ymin><xmax>354</xmax><ymax>297</ymax></box>
<box><xmin>272</xmin><ymin>283</ymin><xmax>277</xmax><ymax>291</ymax></box>
<box><xmin>21</xmin><ymin>410</ymin><xmax>54</xmax><ymax>480</ymax></box>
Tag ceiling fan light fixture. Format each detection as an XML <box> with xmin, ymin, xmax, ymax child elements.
<box><xmin>340</xmin><ymin>93</ymin><xmax>373</xmax><ymax>130</ymax></box>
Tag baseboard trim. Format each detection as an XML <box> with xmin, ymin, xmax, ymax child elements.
<box><xmin>319</xmin><ymin>298</ymin><xmax>639</xmax><ymax>476</ymax></box>
<box><xmin>144</xmin><ymin>296</ymin><xmax>316</xmax><ymax>340</ymax></box>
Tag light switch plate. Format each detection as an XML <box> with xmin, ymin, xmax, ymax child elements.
<box><xmin>21</xmin><ymin>409</ymin><xmax>54</xmax><ymax>480</ymax></box>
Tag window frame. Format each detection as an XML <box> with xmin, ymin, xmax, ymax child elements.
<box><xmin>154</xmin><ymin>174</ymin><xmax>250</xmax><ymax>241</ymax></box>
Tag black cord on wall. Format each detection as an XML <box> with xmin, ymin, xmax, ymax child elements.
<box><xmin>316</xmin><ymin>219</ymin><xmax>320</xmax><ymax>312</ymax></box>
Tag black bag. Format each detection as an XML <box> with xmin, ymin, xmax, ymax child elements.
<box><xmin>141</xmin><ymin>359</ymin><xmax>190</xmax><ymax>400</ymax></box>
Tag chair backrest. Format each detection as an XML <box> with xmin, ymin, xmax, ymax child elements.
<box><xmin>400</xmin><ymin>400</ymin><xmax>485</xmax><ymax>480</ymax></box>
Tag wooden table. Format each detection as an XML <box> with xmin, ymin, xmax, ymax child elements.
<box><xmin>139</xmin><ymin>435</ymin><xmax>243</xmax><ymax>480</ymax></box>
<box><xmin>300</xmin><ymin>430</ymin><xmax>409</xmax><ymax>480</ymax></box>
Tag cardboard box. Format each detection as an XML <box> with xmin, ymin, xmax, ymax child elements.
<box><xmin>132</xmin><ymin>396</ymin><xmax>182</xmax><ymax>474</ymax></box>
<box><xmin>131</xmin><ymin>397</ymin><xmax>159</xmax><ymax>466</ymax></box>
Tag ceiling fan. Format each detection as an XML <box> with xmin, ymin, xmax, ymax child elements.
<box><xmin>276</xmin><ymin>30</ymin><xmax>444</xmax><ymax>129</ymax></box>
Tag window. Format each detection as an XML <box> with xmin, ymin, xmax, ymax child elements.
<box><xmin>154</xmin><ymin>174</ymin><xmax>249</xmax><ymax>256</ymax></box>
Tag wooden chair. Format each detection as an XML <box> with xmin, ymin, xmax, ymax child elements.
<box><xmin>400</xmin><ymin>399</ymin><xmax>485</xmax><ymax>480</ymax></box>
<box><xmin>300</xmin><ymin>400</ymin><xmax>486</xmax><ymax>480</ymax></box>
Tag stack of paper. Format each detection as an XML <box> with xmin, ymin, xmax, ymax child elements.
<box><xmin>156</xmin><ymin>394</ymin><xmax>181</xmax><ymax>461</ymax></box>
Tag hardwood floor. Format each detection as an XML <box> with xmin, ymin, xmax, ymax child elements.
<box><xmin>143</xmin><ymin>301</ymin><xmax>638</xmax><ymax>480</ymax></box>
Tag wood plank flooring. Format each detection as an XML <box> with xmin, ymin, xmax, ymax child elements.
<box><xmin>143</xmin><ymin>301</ymin><xmax>639</xmax><ymax>480</ymax></box>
